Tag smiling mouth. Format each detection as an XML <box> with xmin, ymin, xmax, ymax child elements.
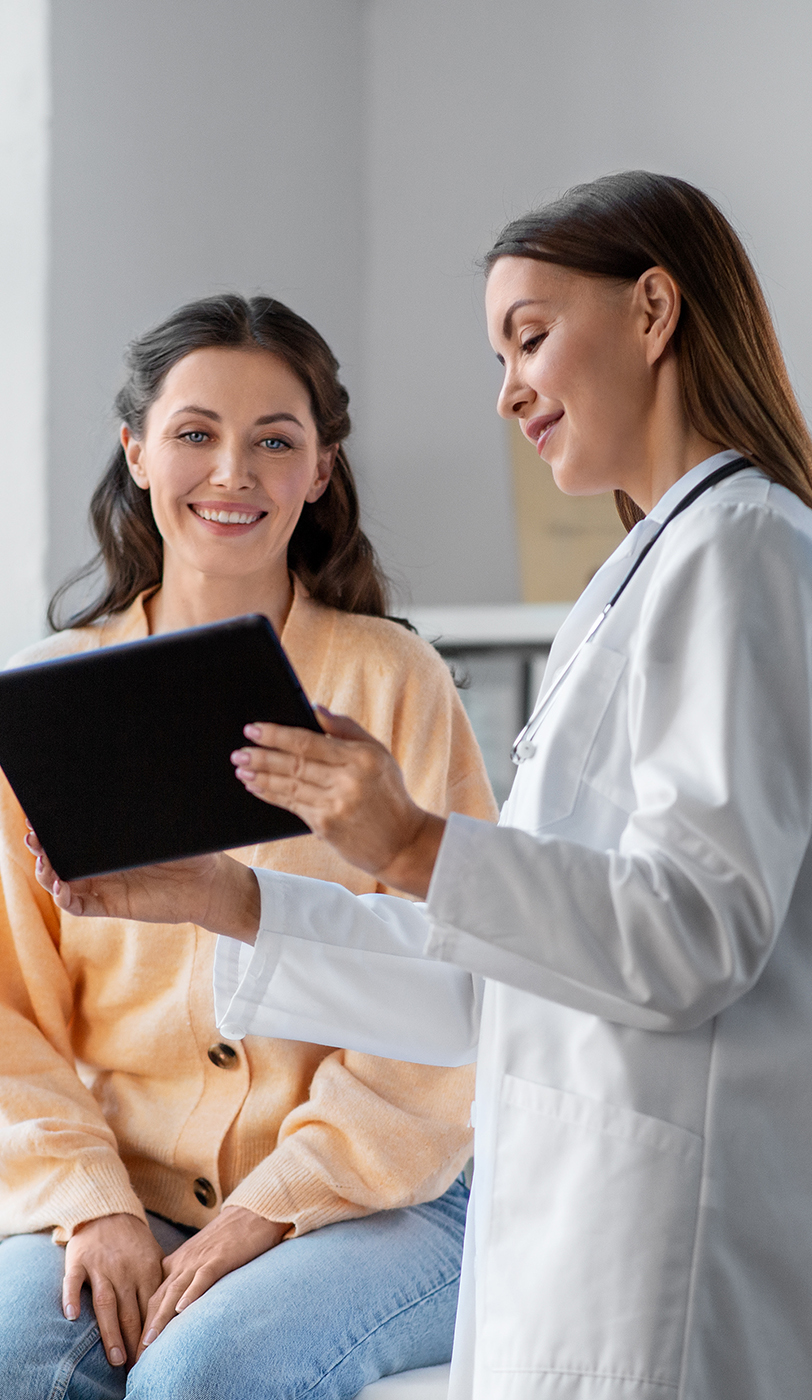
<box><xmin>526</xmin><ymin>412</ymin><xmax>564</xmax><ymax>456</ymax></box>
<box><xmin>190</xmin><ymin>505</ymin><xmax>267</xmax><ymax>525</ymax></box>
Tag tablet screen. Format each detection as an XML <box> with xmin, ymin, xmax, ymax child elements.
<box><xmin>0</xmin><ymin>614</ymin><xmax>321</xmax><ymax>879</ymax></box>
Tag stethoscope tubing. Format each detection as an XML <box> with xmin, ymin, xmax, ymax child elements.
<box><xmin>510</xmin><ymin>457</ymin><xmax>750</xmax><ymax>765</ymax></box>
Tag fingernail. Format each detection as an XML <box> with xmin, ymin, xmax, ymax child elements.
<box><xmin>143</xmin><ymin>1328</ymin><xmax>157</xmax><ymax>1346</ymax></box>
<box><xmin>54</xmin><ymin>879</ymin><xmax>61</xmax><ymax>895</ymax></box>
<box><xmin>65</xmin><ymin>1304</ymin><xmax>77</xmax><ymax>1320</ymax></box>
<box><xmin>110</xmin><ymin>1347</ymin><xmax>125</xmax><ymax>1366</ymax></box>
<box><xmin>244</xmin><ymin>724</ymin><xmax>261</xmax><ymax>739</ymax></box>
<box><xmin>231</xmin><ymin>749</ymin><xmax>250</xmax><ymax>764</ymax></box>
<box><xmin>175</xmin><ymin>1298</ymin><xmax>187</xmax><ymax>1312</ymax></box>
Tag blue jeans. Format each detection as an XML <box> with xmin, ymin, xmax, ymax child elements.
<box><xmin>0</xmin><ymin>1175</ymin><xmax>467</xmax><ymax>1399</ymax></box>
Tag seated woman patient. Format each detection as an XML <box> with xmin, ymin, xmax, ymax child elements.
<box><xmin>0</xmin><ymin>295</ymin><xmax>496</xmax><ymax>1400</ymax></box>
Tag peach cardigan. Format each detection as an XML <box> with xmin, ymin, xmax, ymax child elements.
<box><xmin>0</xmin><ymin>585</ymin><xmax>496</xmax><ymax>1242</ymax></box>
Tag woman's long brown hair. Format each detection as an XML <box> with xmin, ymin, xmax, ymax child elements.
<box><xmin>48</xmin><ymin>295</ymin><xmax>390</xmax><ymax>629</ymax></box>
<box><xmin>484</xmin><ymin>171</ymin><xmax>812</xmax><ymax>529</ymax></box>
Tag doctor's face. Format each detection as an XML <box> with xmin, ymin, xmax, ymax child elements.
<box><xmin>485</xmin><ymin>256</ymin><xmax>652</xmax><ymax>498</ymax></box>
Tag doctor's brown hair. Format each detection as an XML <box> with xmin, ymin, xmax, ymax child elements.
<box><xmin>48</xmin><ymin>294</ymin><xmax>389</xmax><ymax>629</ymax></box>
<box><xmin>484</xmin><ymin>171</ymin><xmax>812</xmax><ymax>530</ymax></box>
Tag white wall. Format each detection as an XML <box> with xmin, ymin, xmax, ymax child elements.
<box><xmin>0</xmin><ymin>0</ymin><xmax>49</xmax><ymax>660</ymax></box>
<box><xmin>46</xmin><ymin>0</ymin><xmax>365</xmax><ymax>602</ymax></box>
<box><xmin>357</xmin><ymin>0</ymin><xmax>812</xmax><ymax>604</ymax></box>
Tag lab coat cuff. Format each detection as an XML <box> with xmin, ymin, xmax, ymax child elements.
<box><xmin>425</xmin><ymin>812</ymin><xmax>490</xmax><ymax>956</ymax></box>
<box><xmin>212</xmin><ymin>869</ymin><xmax>288</xmax><ymax>1039</ymax></box>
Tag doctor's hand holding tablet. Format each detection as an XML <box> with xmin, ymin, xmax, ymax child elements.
<box><xmin>33</xmin><ymin>171</ymin><xmax>812</xmax><ymax>1400</ymax></box>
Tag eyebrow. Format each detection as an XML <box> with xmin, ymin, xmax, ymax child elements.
<box><xmin>168</xmin><ymin>405</ymin><xmax>305</xmax><ymax>429</ymax></box>
<box><xmin>502</xmin><ymin>298</ymin><xmax>550</xmax><ymax>339</ymax></box>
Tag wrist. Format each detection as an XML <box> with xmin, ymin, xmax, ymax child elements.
<box><xmin>200</xmin><ymin>857</ymin><xmax>260</xmax><ymax>944</ymax></box>
<box><xmin>378</xmin><ymin>812</ymin><xmax>446</xmax><ymax>899</ymax></box>
<box><xmin>221</xmin><ymin>1205</ymin><xmax>291</xmax><ymax>1246</ymax></box>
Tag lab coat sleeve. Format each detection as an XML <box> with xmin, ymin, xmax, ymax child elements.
<box><xmin>425</xmin><ymin>499</ymin><xmax>812</xmax><ymax>1032</ymax></box>
<box><xmin>213</xmin><ymin>871</ymin><xmax>481</xmax><ymax>1066</ymax></box>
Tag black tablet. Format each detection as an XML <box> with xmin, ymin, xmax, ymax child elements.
<box><xmin>0</xmin><ymin>614</ymin><xmax>322</xmax><ymax>879</ymax></box>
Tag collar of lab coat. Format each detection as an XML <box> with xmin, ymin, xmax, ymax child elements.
<box><xmin>541</xmin><ymin>449</ymin><xmax>744</xmax><ymax>686</ymax></box>
<box><xmin>647</xmin><ymin>448</ymin><xmax>744</xmax><ymax>524</ymax></box>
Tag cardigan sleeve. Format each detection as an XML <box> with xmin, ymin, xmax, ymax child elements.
<box><xmin>0</xmin><ymin>771</ymin><xmax>147</xmax><ymax>1242</ymax></box>
<box><xmin>223</xmin><ymin>638</ymin><xmax>494</xmax><ymax>1232</ymax></box>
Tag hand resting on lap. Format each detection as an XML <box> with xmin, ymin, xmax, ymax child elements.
<box><xmin>135</xmin><ymin>1207</ymin><xmax>291</xmax><ymax>1362</ymax></box>
<box><xmin>64</xmin><ymin>1213</ymin><xmax>164</xmax><ymax>1369</ymax></box>
<box><xmin>61</xmin><ymin>1207</ymin><xmax>291</xmax><ymax>1369</ymax></box>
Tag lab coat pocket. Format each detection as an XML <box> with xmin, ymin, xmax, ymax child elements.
<box><xmin>482</xmin><ymin>1074</ymin><xmax>702</xmax><ymax>1391</ymax></box>
<box><xmin>520</xmin><ymin>642</ymin><xmax>627</xmax><ymax>831</ymax></box>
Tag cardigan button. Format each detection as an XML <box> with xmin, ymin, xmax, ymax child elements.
<box><xmin>208</xmin><ymin>1043</ymin><xmax>238</xmax><ymax>1069</ymax></box>
<box><xmin>194</xmin><ymin>1177</ymin><xmax>216</xmax><ymax>1208</ymax></box>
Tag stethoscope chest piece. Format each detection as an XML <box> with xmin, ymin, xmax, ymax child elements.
<box><xmin>513</xmin><ymin>737</ymin><xmax>537</xmax><ymax>764</ymax></box>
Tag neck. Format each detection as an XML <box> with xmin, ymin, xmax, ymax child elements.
<box><xmin>145</xmin><ymin>554</ymin><xmax>295</xmax><ymax>637</ymax></box>
<box><xmin>624</xmin><ymin>353</ymin><xmax>724</xmax><ymax>514</ymax></box>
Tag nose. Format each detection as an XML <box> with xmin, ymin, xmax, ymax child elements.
<box><xmin>208</xmin><ymin>439</ymin><xmax>255</xmax><ymax>489</ymax></box>
<box><xmin>496</xmin><ymin>363</ymin><xmax>533</xmax><ymax>420</ymax></box>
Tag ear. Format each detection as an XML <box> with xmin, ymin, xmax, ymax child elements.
<box><xmin>121</xmin><ymin>424</ymin><xmax>149</xmax><ymax>490</ymax></box>
<box><xmin>634</xmin><ymin>267</ymin><xmax>681</xmax><ymax>367</ymax></box>
<box><xmin>305</xmin><ymin>443</ymin><xmax>338</xmax><ymax>504</ymax></box>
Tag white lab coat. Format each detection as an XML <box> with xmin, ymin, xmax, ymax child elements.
<box><xmin>215</xmin><ymin>452</ymin><xmax>812</xmax><ymax>1399</ymax></box>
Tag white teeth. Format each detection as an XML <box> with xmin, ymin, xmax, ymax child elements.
<box><xmin>194</xmin><ymin>506</ymin><xmax>261</xmax><ymax>525</ymax></box>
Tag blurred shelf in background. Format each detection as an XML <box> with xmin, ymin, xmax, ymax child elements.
<box><xmin>409</xmin><ymin>603</ymin><xmax>572</xmax><ymax>807</ymax></box>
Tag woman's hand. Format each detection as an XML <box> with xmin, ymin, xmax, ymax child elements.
<box><xmin>64</xmin><ymin>1213</ymin><xmax>165</xmax><ymax>1369</ymax></box>
<box><xmin>26</xmin><ymin>832</ymin><xmax>261</xmax><ymax>943</ymax></box>
<box><xmin>135</xmin><ymin>1207</ymin><xmax>290</xmax><ymax>1361</ymax></box>
<box><xmin>231</xmin><ymin>708</ymin><xmax>445</xmax><ymax>899</ymax></box>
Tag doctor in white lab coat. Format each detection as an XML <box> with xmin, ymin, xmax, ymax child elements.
<box><xmin>36</xmin><ymin>172</ymin><xmax>812</xmax><ymax>1400</ymax></box>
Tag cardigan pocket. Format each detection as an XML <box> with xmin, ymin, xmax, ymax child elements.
<box><xmin>481</xmin><ymin>1073</ymin><xmax>703</xmax><ymax>1393</ymax></box>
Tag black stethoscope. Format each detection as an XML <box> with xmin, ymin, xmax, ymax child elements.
<box><xmin>511</xmin><ymin>457</ymin><xmax>750</xmax><ymax>764</ymax></box>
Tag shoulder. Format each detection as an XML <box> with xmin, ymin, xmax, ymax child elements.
<box><xmin>657</xmin><ymin>471</ymin><xmax>812</xmax><ymax>586</ymax></box>
<box><xmin>633</xmin><ymin>472</ymin><xmax>812</xmax><ymax>660</ymax></box>
<box><xmin>6</xmin><ymin>625</ymin><xmax>107</xmax><ymax>669</ymax></box>
<box><xmin>6</xmin><ymin>598</ymin><xmax>149</xmax><ymax>671</ymax></box>
<box><xmin>328</xmin><ymin>610</ymin><xmax>455</xmax><ymax>688</ymax></box>
<box><xmin>679</xmin><ymin>469</ymin><xmax>812</xmax><ymax>541</ymax></box>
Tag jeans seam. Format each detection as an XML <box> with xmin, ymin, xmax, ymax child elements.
<box><xmin>48</xmin><ymin>1321</ymin><xmax>105</xmax><ymax>1400</ymax></box>
<box><xmin>301</xmin><ymin>1269</ymin><xmax>461</xmax><ymax>1397</ymax></box>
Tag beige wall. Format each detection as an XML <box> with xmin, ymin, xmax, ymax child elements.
<box><xmin>509</xmin><ymin>424</ymin><xmax>626</xmax><ymax>603</ymax></box>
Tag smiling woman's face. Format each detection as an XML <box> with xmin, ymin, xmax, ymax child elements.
<box><xmin>122</xmin><ymin>345</ymin><xmax>334</xmax><ymax>587</ymax></box>
<box><xmin>485</xmin><ymin>256</ymin><xmax>652</xmax><ymax>498</ymax></box>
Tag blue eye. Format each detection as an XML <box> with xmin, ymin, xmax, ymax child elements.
<box><xmin>260</xmin><ymin>437</ymin><xmax>290</xmax><ymax>450</ymax></box>
<box><xmin>180</xmin><ymin>430</ymin><xmax>209</xmax><ymax>444</ymax></box>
